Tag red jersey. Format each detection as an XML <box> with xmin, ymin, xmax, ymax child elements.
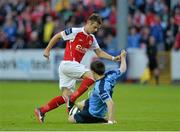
<box><xmin>60</xmin><ymin>27</ymin><xmax>99</xmax><ymax>63</ymax></box>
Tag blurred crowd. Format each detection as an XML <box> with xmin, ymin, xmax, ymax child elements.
<box><xmin>0</xmin><ymin>0</ymin><xmax>179</xmax><ymax>51</ymax></box>
<box><xmin>127</xmin><ymin>0</ymin><xmax>180</xmax><ymax>51</ymax></box>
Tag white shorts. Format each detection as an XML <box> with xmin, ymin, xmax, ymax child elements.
<box><xmin>58</xmin><ymin>61</ymin><xmax>90</xmax><ymax>90</ymax></box>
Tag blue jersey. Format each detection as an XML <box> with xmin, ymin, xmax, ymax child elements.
<box><xmin>88</xmin><ymin>69</ymin><xmax>122</xmax><ymax>118</ymax></box>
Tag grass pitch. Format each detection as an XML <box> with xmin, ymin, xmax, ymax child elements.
<box><xmin>0</xmin><ymin>81</ymin><xmax>180</xmax><ymax>131</ymax></box>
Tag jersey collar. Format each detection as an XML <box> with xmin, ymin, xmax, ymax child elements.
<box><xmin>82</xmin><ymin>27</ymin><xmax>89</xmax><ymax>35</ymax></box>
<box><xmin>95</xmin><ymin>75</ymin><xmax>105</xmax><ymax>82</ymax></box>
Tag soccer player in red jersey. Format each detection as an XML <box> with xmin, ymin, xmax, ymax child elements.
<box><xmin>34</xmin><ymin>13</ymin><xmax>120</xmax><ymax>123</ymax></box>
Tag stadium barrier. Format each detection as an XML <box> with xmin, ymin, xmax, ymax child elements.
<box><xmin>126</xmin><ymin>48</ymin><xmax>148</xmax><ymax>79</ymax></box>
<box><xmin>0</xmin><ymin>50</ymin><xmax>56</xmax><ymax>80</ymax></box>
<box><xmin>0</xmin><ymin>49</ymin><xmax>180</xmax><ymax>82</ymax></box>
<box><xmin>171</xmin><ymin>50</ymin><xmax>180</xmax><ymax>82</ymax></box>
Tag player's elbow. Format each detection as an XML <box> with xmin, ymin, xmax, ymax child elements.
<box><xmin>54</xmin><ymin>32</ymin><xmax>62</xmax><ymax>40</ymax></box>
<box><xmin>120</xmin><ymin>66</ymin><xmax>127</xmax><ymax>73</ymax></box>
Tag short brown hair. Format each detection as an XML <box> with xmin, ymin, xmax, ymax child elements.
<box><xmin>87</xmin><ymin>13</ymin><xmax>102</xmax><ymax>25</ymax></box>
<box><xmin>90</xmin><ymin>60</ymin><xmax>105</xmax><ymax>75</ymax></box>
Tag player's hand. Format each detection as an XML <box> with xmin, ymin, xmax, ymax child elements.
<box><xmin>43</xmin><ymin>49</ymin><xmax>50</xmax><ymax>60</ymax></box>
<box><xmin>120</xmin><ymin>50</ymin><xmax>127</xmax><ymax>58</ymax></box>
<box><xmin>107</xmin><ymin>120</ymin><xmax>117</xmax><ymax>124</ymax></box>
<box><xmin>113</xmin><ymin>55</ymin><xmax>121</xmax><ymax>61</ymax></box>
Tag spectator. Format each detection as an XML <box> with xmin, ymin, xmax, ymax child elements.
<box><xmin>133</xmin><ymin>9</ymin><xmax>146</xmax><ymax>28</ymax></box>
<box><xmin>127</xmin><ymin>26</ymin><xmax>141</xmax><ymax>48</ymax></box>
<box><xmin>27</xmin><ymin>31</ymin><xmax>41</xmax><ymax>48</ymax></box>
<box><xmin>146</xmin><ymin>36</ymin><xmax>159</xmax><ymax>85</ymax></box>
<box><xmin>109</xmin><ymin>5</ymin><xmax>117</xmax><ymax>27</ymax></box>
<box><xmin>150</xmin><ymin>15</ymin><xmax>164</xmax><ymax>50</ymax></box>
<box><xmin>174</xmin><ymin>26</ymin><xmax>180</xmax><ymax>50</ymax></box>
<box><xmin>128</xmin><ymin>0</ymin><xmax>136</xmax><ymax>16</ymax></box>
<box><xmin>165</xmin><ymin>30</ymin><xmax>174</xmax><ymax>50</ymax></box>
<box><xmin>174</xmin><ymin>6</ymin><xmax>180</xmax><ymax>27</ymax></box>
<box><xmin>12</xmin><ymin>35</ymin><xmax>25</xmax><ymax>49</ymax></box>
<box><xmin>139</xmin><ymin>26</ymin><xmax>150</xmax><ymax>48</ymax></box>
<box><xmin>0</xmin><ymin>31</ymin><xmax>8</xmax><ymax>48</ymax></box>
<box><xmin>145</xmin><ymin>9</ymin><xmax>156</xmax><ymax>26</ymax></box>
<box><xmin>3</xmin><ymin>14</ymin><xmax>17</xmax><ymax>48</ymax></box>
<box><xmin>43</xmin><ymin>15</ymin><xmax>55</xmax><ymax>47</ymax></box>
<box><xmin>95</xmin><ymin>29</ymin><xmax>107</xmax><ymax>50</ymax></box>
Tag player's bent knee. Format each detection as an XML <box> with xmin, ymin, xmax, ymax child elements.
<box><xmin>82</xmin><ymin>71</ymin><xmax>93</xmax><ymax>79</ymax></box>
<box><xmin>68</xmin><ymin>115</ymin><xmax>76</xmax><ymax>123</ymax></box>
<box><xmin>62</xmin><ymin>88</ymin><xmax>73</xmax><ymax>97</ymax></box>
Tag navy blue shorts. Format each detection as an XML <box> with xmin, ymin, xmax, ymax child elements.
<box><xmin>74</xmin><ymin>99</ymin><xmax>107</xmax><ymax>123</ymax></box>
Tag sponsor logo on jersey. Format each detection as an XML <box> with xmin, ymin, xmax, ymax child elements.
<box><xmin>65</xmin><ymin>28</ymin><xmax>72</xmax><ymax>35</ymax></box>
<box><xmin>79</xmin><ymin>39</ymin><xmax>83</xmax><ymax>42</ymax></box>
<box><xmin>75</xmin><ymin>45</ymin><xmax>87</xmax><ymax>53</ymax></box>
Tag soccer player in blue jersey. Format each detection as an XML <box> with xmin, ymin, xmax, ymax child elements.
<box><xmin>68</xmin><ymin>50</ymin><xmax>127</xmax><ymax>124</ymax></box>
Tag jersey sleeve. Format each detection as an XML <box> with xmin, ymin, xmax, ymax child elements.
<box><xmin>90</xmin><ymin>35</ymin><xmax>100</xmax><ymax>50</ymax></box>
<box><xmin>113</xmin><ymin>69</ymin><xmax>122</xmax><ymax>79</ymax></box>
<box><xmin>60</xmin><ymin>28</ymin><xmax>80</xmax><ymax>41</ymax></box>
<box><xmin>106</xmin><ymin>70</ymin><xmax>122</xmax><ymax>81</ymax></box>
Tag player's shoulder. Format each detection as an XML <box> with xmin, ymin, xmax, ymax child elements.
<box><xmin>71</xmin><ymin>27</ymin><xmax>83</xmax><ymax>32</ymax></box>
<box><xmin>105</xmin><ymin>69</ymin><xmax>121</xmax><ymax>76</ymax></box>
<box><xmin>90</xmin><ymin>33</ymin><xmax>96</xmax><ymax>39</ymax></box>
<box><xmin>105</xmin><ymin>70</ymin><xmax>118</xmax><ymax>75</ymax></box>
<box><xmin>64</xmin><ymin>27</ymin><xmax>83</xmax><ymax>35</ymax></box>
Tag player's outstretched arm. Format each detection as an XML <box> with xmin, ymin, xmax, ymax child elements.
<box><xmin>43</xmin><ymin>32</ymin><xmax>63</xmax><ymax>60</ymax></box>
<box><xmin>119</xmin><ymin>50</ymin><xmax>127</xmax><ymax>73</ymax></box>
<box><xmin>94</xmin><ymin>48</ymin><xmax>121</xmax><ymax>61</ymax></box>
<box><xmin>106</xmin><ymin>99</ymin><xmax>117</xmax><ymax>124</ymax></box>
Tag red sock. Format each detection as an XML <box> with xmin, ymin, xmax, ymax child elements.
<box><xmin>70</xmin><ymin>78</ymin><xmax>95</xmax><ymax>102</ymax></box>
<box><xmin>40</xmin><ymin>96</ymin><xmax>65</xmax><ymax>114</ymax></box>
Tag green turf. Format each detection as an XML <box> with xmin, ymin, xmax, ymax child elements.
<box><xmin>0</xmin><ymin>81</ymin><xmax>180</xmax><ymax>131</ymax></box>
